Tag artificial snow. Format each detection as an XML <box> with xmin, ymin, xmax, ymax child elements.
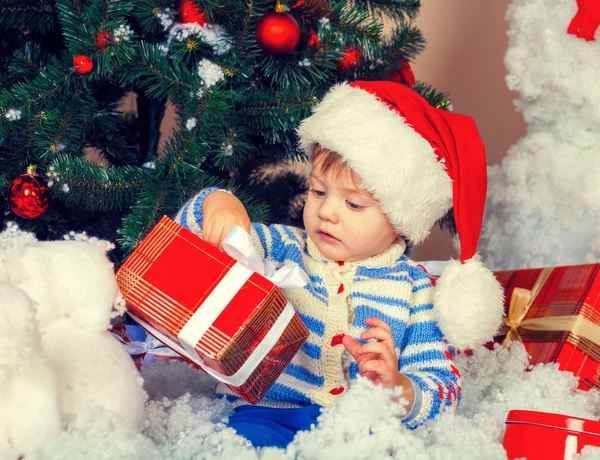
<box><xmin>2</xmin><ymin>225</ymin><xmax>600</xmax><ymax>459</ymax></box>
<box><xmin>480</xmin><ymin>0</ymin><xmax>600</xmax><ymax>269</ymax></box>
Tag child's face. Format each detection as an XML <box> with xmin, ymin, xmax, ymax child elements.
<box><xmin>303</xmin><ymin>155</ymin><xmax>399</xmax><ymax>262</ymax></box>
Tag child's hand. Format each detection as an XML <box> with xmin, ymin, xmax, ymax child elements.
<box><xmin>202</xmin><ymin>191</ymin><xmax>251</xmax><ymax>250</ymax></box>
<box><xmin>342</xmin><ymin>318</ymin><xmax>402</xmax><ymax>389</ymax></box>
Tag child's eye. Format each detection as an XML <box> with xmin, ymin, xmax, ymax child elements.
<box><xmin>310</xmin><ymin>189</ymin><xmax>326</xmax><ymax>197</ymax></box>
<box><xmin>347</xmin><ymin>201</ymin><xmax>365</xmax><ymax>210</ymax></box>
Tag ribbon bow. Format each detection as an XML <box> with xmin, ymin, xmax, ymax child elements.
<box><xmin>222</xmin><ymin>225</ymin><xmax>309</xmax><ymax>290</ymax></box>
<box><xmin>111</xmin><ymin>325</ymin><xmax>182</xmax><ymax>369</ymax></box>
<box><xmin>500</xmin><ymin>267</ymin><xmax>600</xmax><ymax>350</ymax></box>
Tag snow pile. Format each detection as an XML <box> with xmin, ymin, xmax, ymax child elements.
<box><xmin>480</xmin><ymin>0</ymin><xmax>600</xmax><ymax>269</ymax></box>
<box><xmin>0</xmin><ymin>224</ymin><xmax>146</xmax><ymax>460</ymax></box>
<box><xmin>2</xmin><ymin>225</ymin><xmax>600</xmax><ymax>459</ymax></box>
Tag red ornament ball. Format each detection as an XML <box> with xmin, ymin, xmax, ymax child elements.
<box><xmin>255</xmin><ymin>10</ymin><xmax>300</xmax><ymax>55</ymax></box>
<box><xmin>337</xmin><ymin>47</ymin><xmax>361</xmax><ymax>71</ymax></box>
<box><xmin>73</xmin><ymin>55</ymin><xmax>94</xmax><ymax>74</ymax></box>
<box><xmin>96</xmin><ymin>31</ymin><xmax>111</xmax><ymax>49</ymax></box>
<box><xmin>179</xmin><ymin>1</ymin><xmax>207</xmax><ymax>25</ymax></box>
<box><xmin>8</xmin><ymin>167</ymin><xmax>50</xmax><ymax>219</ymax></box>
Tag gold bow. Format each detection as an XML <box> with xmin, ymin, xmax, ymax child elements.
<box><xmin>500</xmin><ymin>267</ymin><xmax>600</xmax><ymax>349</ymax></box>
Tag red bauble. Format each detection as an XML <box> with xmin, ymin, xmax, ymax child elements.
<box><xmin>388</xmin><ymin>60</ymin><xmax>416</xmax><ymax>87</ymax></box>
<box><xmin>336</xmin><ymin>47</ymin><xmax>361</xmax><ymax>71</ymax></box>
<box><xmin>97</xmin><ymin>31</ymin><xmax>111</xmax><ymax>49</ymax></box>
<box><xmin>73</xmin><ymin>55</ymin><xmax>94</xmax><ymax>74</ymax></box>
<box><xmin>179</xmin><ymin>0</ymin><xmax>207</xmax><ymax>25</ymax></box>
<box><xmin>255</xmin><ymin>7</ymin><xmax>300</xmax><ymax>56</ymax></box>
<box><xmin>8</xmin><ymin>166</ymin><xmax>50</xmax><ymax>219</ymax></box>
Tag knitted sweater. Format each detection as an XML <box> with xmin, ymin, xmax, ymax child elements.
<box><xmin>175</xmin><ymin>188</ymin><xmax>461</xmax><ymax>428</ymax></box>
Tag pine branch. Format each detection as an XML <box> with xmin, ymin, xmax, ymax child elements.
<box><xmin>48</xmin><ymin>154</ymin><xmax>148</xmax><ymax>212</ymax></box>
<box><xmin>413</xmin><ymin>81</ymin><xmax>452</xmax><ymax>110</ymax></box>
<box><xmin>0</xmin><ymin>56</ymin><xmax>70</xmax><ymax>117</ymax></box>
<box><xmin>353</xmin><ymin>0</ymin><xmax>421</xmax><ymax>23</ymax></box>
<box><xmin>0</xmin><ymin>0</ymin><xmax>57</xmax><ymax>34</ymax></box>
<box><xmin>117</xmin><ymin>41</ymin><xmax>195</xmax><ymax>100</ymax></box>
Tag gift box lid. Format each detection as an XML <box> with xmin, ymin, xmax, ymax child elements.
<box><xmin>506</xmin><ymin>410</ymin><xmax>600</xmax><ymax>436</ymax></box>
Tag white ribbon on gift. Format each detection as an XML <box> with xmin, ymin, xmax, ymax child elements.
<box><xmin>137</xmin><ymin>225</ymin><xmax>308</xmax><ymax>388</ymax></box>
<box><xmin>117</xmin><ymin>335</ymin><xmax>181</xmax><ymax>359</ymax></box>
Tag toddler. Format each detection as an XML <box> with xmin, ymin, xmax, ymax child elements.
<box><xmin>175</xmin><ymin>80</ymin><xmax>504</xmax><ymax>448</ymax></box>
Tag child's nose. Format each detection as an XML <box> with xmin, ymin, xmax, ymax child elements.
<box><xmin>317</xmin><ymin>198</ymin><xmax>339</xmax><ymax>223</ymax></box>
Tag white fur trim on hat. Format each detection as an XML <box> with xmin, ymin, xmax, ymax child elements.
<box><xmin>297</xmin><ymin>82</ymin><xmax>453</xmax><ymax>244</ymax></box>
<box><xmin>432</xmin><ymin>256</ymin><xmax>505</xmax><ymax>349</ymax></box>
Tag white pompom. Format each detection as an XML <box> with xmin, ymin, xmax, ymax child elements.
<box><xmin>433</xmin><ymin>256</ymin><xmax>505</xmax><ymax>349</ymax></box>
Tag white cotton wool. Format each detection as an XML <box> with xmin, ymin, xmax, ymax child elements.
<box><xmin>480</xmin><ymin>0</ymin><xmax>600</xmax><ymax>268</ymax></box>
<box><xmin>141</xmin><ymin>358</ymin><xmax>217</xmax><ymax>401</ymax></box>
<box><xmin>0</xmin><ymin>282</ymin><xmax>61</xmax><ymax>460</ymax></box>
<box><xmin>42</xmin><ymin>320</ymin><xmax>146</xmax><ymax>427</ymax></box>
<box><xmin>288</xmin><ymin>377</ymin><xmax>410</xmax><ymax>460</ymax></box>
<box><xmin>4</xmin><ymin>240</ymin><xmax>118</xmax><ymax>333</ymax></box>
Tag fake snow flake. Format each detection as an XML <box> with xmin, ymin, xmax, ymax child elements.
<box><xmin>61</xmin><ymin>183</ymin><xmax>70</xmax><ymax>193</ymax></box>
<box><xmin>319</xmin><ymin>17</ymin><xmax>330</xmax><ymax>27</ymax></box>
<box><xmin>186</xmin><ymin>118</ymin><xmax>197</xmax><ymax>131</ymax></box>
<box><xmin>5</xmin><ymin>109</ymin><xmax>22</xmax><ymax>121</ymax></box>
<box><xmin>298</xmin><ymin>58</ymin><xmax>311</xmax><ymax>67</ymax></box>
<box><xmin>46</xmin><ymin>165</ymin><xmax>61</xmax><ymax>185</ymax></box>
<box><xmin>142</xmin><ymin>161</ymin><xmax>156</xmax><ymax>169</ymax></box>
<box><xmin>50</xmin><ymin>142</ymin><xmax>66</xmax><ymax>153</ymax></box>
<box><xmin>161</xmin><ymin>22</ymin><xmax>232</xmax><ymax>57</ymax></box>
<box><xmin>113</xmin><ymin>24</ymin><xmax>134</xmax><ymax>42</ymax></box>
<box><xmin>155</xmin><ymin>7</ymin><xmax>175</xmax><ymax>29</ymax></box>
<box><xmin>222</xmin><ymin>143</ymin><xmax>233</xmax><ymax>157</ymax></box>
<box><xmin>197</xmin><ymin>59</ymin><xmax>225</xmax><ymax>88</ymax></box>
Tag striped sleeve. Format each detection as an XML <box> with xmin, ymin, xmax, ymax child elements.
<box><xmin>397</xmin><ymin>263</ymin><xmax>461</xmax><ymax>429</ymax></box>
<box><xmin>174</xmin><ymin>188</ymin><xmax>305</xmax><ymax>268</ymax></box>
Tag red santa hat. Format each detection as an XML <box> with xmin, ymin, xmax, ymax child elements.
<box><xmin>297</xmin><ymin>80</ymin><xmax>504</xmax><ymax>349</ymax></box>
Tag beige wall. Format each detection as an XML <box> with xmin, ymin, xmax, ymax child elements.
<box><xmin>409</xmin><ymin>0</ymin><xmax>526</xmax><ymax>261</ymax></box>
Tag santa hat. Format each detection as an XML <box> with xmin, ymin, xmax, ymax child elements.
<box><xmin>297</xmin><ymin>81</ymin><xmax>504</xmax><ymax>349</ymax></box>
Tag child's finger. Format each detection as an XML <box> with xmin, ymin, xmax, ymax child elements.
<box><xmin>202</xmin><ymin>220</ymin><xmax>216</xmax><ymax>246</ymax></box>
<box><xmin>361</xmin><ymin>327</ymin><xmax>395</xmax><ymax>353</ymax></box>
<box><xmin>365</xmin><ymin>318</ymin><xmax>391</xmax><ymax>333</ymax></box>
<box><xmin>362</xmin><ymin>370</ymin><xmax>378</xmax><ymax>381</ymax></box>
<box><xmin>341</xmin><ymin>335</ymin><xmax>362</xmax><ymax>362</ymax></box>
<box><xmin>359</xmin><ymin>342</ymin><xmax>397</xmax><ymax>366</ymax></box>
<box><xmin>360</xmin><ymin>359</ymin><xmax>386</xmax><ymax>376</ymax></box>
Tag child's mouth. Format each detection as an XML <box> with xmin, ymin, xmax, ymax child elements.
<box><xmin>318</xmin><ymin>230</ymin><xmax>340</xmax><ymax>243</ymax></box>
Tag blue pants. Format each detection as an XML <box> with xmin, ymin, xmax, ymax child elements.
<box><xmin>227</xmin><ymin>404</ymin><xmax>322</xmax><ymax>448</ymax></box>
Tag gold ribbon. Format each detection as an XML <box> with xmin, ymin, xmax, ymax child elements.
<box><xmin>500</xmin><ymin>267</ymin><xmax>600</xmax><ymax>348</ymax></box>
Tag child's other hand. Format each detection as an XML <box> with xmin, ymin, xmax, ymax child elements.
<box><xmin>342</xmin><ymin>318</ymin><xmax>402</xmax><ymax>389</ymax></box>
<box><xmin>202</xmin><ymin>191</ymin><xmax>251</xmax><ymax>250</ymax></box>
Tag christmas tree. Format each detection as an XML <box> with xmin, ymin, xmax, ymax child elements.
<box><xmin>0</xmin><ymin>0</ymin><xmax>449</xmax><ymax>262</ymax></box>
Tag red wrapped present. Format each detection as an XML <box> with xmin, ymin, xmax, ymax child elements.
<box><xmin>115</xmin><ymin>216</ymin><xmax>310</xmax><ymax>404</ymax></box>
<box><xmin>503</xmin><ymin>410</ymin><xmax>600</xmax><ymax>459</ymax></box>
<box><xmin>494</xmin><ymin>264</ymin><xmax>600</xmax><ymax>391</ymax></box>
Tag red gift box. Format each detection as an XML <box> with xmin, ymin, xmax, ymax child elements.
<box><xmin>503</xmin><ymin>410</ymin><xmax>600</xmax><ymax>459</ymax></box>
<box><xmin>115</xmin><ymin>216</ymin><xmax>309</xmax><ymax>404</ymax></box>
<box><xmin>494</xmin><ymin>264</ymin><xmax>600</xmax><ymax>391</ymax></box>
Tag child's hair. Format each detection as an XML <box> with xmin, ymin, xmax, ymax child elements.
<box><xmin>311</xmin><ymin>144</ymin><xmax>457</xmax><ymax>237</ymax></box>
<box><xmin>311</xmin><ymin>145</ymin><xmax>361</xmax><ymax>188</ymax></box>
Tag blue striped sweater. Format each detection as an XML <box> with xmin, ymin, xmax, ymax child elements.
<box><xmin>175</xmin><ymin>188</ymin><xmax>461</xmax><ymax>428</ymax></box>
